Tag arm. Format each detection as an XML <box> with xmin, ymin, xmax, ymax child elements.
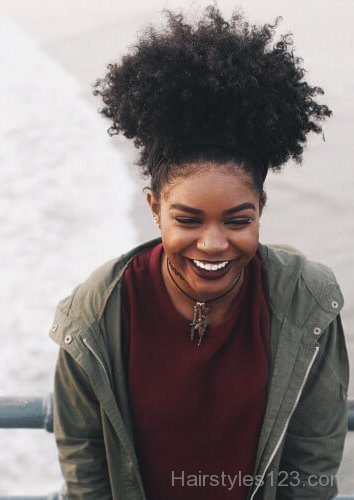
<box><xmin>54</xmin><ymin>348</ymin><xmax>112</xmax><ymax>499</ymax></box>
<box><xmin>277</xmin><ymin>315</ymin><xmax>349</xmax><ymax>499</ymax></box>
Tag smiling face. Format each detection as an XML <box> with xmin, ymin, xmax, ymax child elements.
<box><xmin>147</xmin><ymin>162</ymin><xmax>263</xmax><ymax>303</ymax></box>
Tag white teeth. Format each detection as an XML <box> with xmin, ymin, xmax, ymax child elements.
<box><xmin>192</xmin><ymin>259</ymin><xmax>229</xmax><ymax>271</ymax></box>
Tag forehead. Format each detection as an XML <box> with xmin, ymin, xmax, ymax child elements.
<box><xmin>162</xmin><ymin>164</ymin><xmax>257</xmax><ymax>205</ymax></box>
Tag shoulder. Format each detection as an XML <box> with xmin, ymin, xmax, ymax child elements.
<box><xmin>258</xmin><ymin>242</ymin><xmax>341</xmax><ymax>288</ymax></box>
<box><xmin>51</xmin><ymin>238</ymin><xmax>161</xmax><ymax>334</ymax></box>
<box><xmin>258</xmin><ymin>243</ymin><xmax>344</xmax><ymax>320</ymax></box>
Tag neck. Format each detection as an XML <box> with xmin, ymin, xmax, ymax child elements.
<box><xmin>161</xmin><ymin>252</ymin><xmax>244</xmax><ymax>326</ymax></box>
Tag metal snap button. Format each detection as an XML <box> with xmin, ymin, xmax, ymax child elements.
<box><xmin>50</xmin><ymin>323</ymin><xmax>58</xmax><ymax>333</ymax></box>
<box><xmin>64</xmin><ymin>335</ymin><xmax>72</xmax><ymax>344</ymax></box>
<box><xmin>313</xmin><ymin>327</ymin><xmax>321</xmax><ymax>335</ymax></box>
<box><xmin>331</xmin><ymin>300</ymin><xmax>339</xmax><ymax>309</ymax></box>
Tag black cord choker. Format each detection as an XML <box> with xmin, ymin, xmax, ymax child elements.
<box><xmin>166</xmin><ymin>258</ymin><xmax>243</xmax><ymax>346</ymax></box>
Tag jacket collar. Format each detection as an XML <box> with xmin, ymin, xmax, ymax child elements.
<box><xmin>50</xmin><ymin>238</ymin><xmax>343</xmax><ymax>354</ymax></box>
<box><xmin>257</xmin><ymin>242</ymin><xmax>343</xmax><ymax>333</ymax></box>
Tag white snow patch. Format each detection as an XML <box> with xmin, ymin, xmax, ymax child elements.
<box><xmin>0</xmin><ymin>17</ymin><xmax>137</xmax><ymax>495</ymax></box>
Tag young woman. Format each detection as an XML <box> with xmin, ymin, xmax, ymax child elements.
<box><xmin>50</xmin><ymin>6</ymin><xmax>348</xmax><ymax>499</ymax></box>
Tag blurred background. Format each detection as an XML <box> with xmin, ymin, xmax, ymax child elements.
<box><xmin>1</xmin><ymin>0</ymin><xmax>353</xmax><ymax>495</ymax></box>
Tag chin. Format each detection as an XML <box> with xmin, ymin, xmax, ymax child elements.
<box><xmin>186</xmin><ymin>268</ymin><xmax>239</xmax><ymax>296</ymax></box>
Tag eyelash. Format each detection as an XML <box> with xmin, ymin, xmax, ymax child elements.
<box><xmin>174</xmin><ymin>217</ymin><xmax>253</xmax><ymax>226</ymax></box>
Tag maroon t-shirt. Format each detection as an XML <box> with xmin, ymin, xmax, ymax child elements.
<box><xmin>121</xmin><ymin>243</ymin><xmax>270</xmax><ymax>500</ymax></box>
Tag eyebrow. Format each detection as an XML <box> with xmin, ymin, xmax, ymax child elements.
<box><xmin>169</xmin><ymin>202</ymin><xmax>256</xmax><ymax>215</ymax></box>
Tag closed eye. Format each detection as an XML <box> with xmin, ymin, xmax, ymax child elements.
<box><xmin>225</xmin><ymin>218</ymin><xmax>253</xmax><ymax>226</ymax></box>
<box><xmin>175</xmin><ymin>217</ymin><xmax>201</xmax><ymax>225</ymax></box>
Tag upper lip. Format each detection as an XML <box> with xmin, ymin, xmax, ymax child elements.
<box><xmin>187</xmin><ymin>257</ymin><xmax>233</xmax><ymax>263</ymax></box>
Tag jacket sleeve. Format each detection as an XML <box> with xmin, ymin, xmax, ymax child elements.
<box><xmin>54</xmin><ymin>347</ymin><xmax>112</xmax><ymax>499</ymax></box>
<box><xmin>277</xmin><ymin>315</ymin><xmax>349</xmax><ymax>499</ymax></box>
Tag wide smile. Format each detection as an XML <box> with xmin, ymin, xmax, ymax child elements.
<box><xmin>185</xmin><ymin>257</ymin><xmax>235</xmax><ymax>280</ymax></box>
<box><xmin>191</xmin><ymin>258</ymin><xmax>231</xmax><ymax>271</ymax></box>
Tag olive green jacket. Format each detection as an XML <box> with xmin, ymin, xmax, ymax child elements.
<box><xmin>50</xmin><ymin>238</ymin><xmax>349</xmax><ymax>499</ymax></box>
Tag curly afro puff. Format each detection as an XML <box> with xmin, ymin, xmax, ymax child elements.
<box><xmin>94</xmin><ymin>5</ymin><xmax>331</xmax><ymax>193</ymax></box>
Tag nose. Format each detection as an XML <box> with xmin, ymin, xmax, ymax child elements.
<box><xmin>197</xmin><ymin>224</ymin><xmax>229</xmax><ymax>254</ymax></box>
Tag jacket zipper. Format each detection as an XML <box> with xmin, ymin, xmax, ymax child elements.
<box><xmin>249</xmin><ymin>345</ymin><xmax>320</xmax><ymax>500</ymax></box>
<box><xmin>82</xmin><ymin>337</ymin><xmax>145</xmax><ymax>498</ymax></box>
<box><xmin>82</xmin><ymin>337</ymin><xmax>111</xmax><ymax>386</ymax></box>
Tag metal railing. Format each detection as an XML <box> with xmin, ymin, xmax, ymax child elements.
<box><xmin>0</xmin><ymin>394</ymin><xmax>54</xmax><ymax>432</ymax></box>
<box><xmin>0</xmin><ymin>395</ymin><xmax>353</xmax><ymax>499</ymax></box>
<box><xmin>0</xmin><ymin>395</ymin><xmax>59</xmax><ymax>499</ymax></box>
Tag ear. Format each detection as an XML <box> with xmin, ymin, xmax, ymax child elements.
<box><xmin>146</xmin><ymin>189</ymin><xmax>160</xmax><ymax>218</ymax></box>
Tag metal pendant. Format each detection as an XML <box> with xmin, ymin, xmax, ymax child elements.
<box><xmin>190</xmin><ymin>302</ymin><xmax>209</xmax><ymax>346</ymax></box>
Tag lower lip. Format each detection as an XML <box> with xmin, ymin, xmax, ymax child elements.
<box><xmin>187</xmin><ymin>259</ymin><xmax>234</xmax><ymax>280</ymax></box>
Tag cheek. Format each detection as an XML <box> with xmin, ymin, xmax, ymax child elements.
<box><xmin>161</xmin><ymin>227</ymin><xmax>194</xmax><ymax>256</ymax></box>
<box><xmin>231</xmin><ymin>228</ymin><xmax>259</xmax><ymax>255</ymax></box>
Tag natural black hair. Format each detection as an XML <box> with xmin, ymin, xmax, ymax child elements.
<box><xmin>94</xmin><ymin>4</ymin><xmax>331</xmax><ymax>197</ymax></box>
